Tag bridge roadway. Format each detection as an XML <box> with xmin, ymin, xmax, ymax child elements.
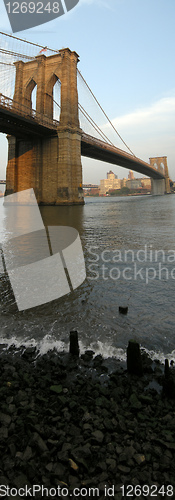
<box><xmin>81</xmin><ymin>133</ymin><xmax>164</xmax><ymax>180</ymax></box>
<box><xmin>0</xmin><ymin>94</ymin><xmax>58</xmax><ymax>137</ymax></box>
<box><xmin>0</xmin><ymin>95</ymin><xmax>165</xmax><ymax>180</ymax></box>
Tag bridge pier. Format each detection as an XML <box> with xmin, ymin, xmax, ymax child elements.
<box><xmin>150</xmin><ymin>156</ymin><xmax>170</xmax><ymax>195</ymax></box>
<box><xmin>151</xmin><ymin>178</ymin><xmax>165</xmax><ymax>196</ymax></box>
<box><xmin>5</xmin><ymin>48</ymin><xmax>84</xmax><ymax>205</ymax></box>
<box><xmin>6</xmin><ymin>131</ymin><xmax>83</xmax><ymax>205</ymax></box>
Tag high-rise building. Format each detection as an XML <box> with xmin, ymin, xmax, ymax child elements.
<box><xmin>128</xmin><ymin>170</ymin><xmax>134</xmax><ymax>180</ymax></box>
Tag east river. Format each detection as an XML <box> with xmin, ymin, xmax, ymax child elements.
<box><xmin>0</xmin><ymin>194</ymin><xmax>175</xmax><ymax>362</ymax></box>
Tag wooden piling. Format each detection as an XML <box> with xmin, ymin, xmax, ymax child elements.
<box><xmin>127</xmin><ymin>339</ymin><xmax>143</xmax><ymax>376</ymax></box>
<box><xmin>69</xmin><ymin>330</ymin><xmax>79</xmax><ymax>356</ymax></box>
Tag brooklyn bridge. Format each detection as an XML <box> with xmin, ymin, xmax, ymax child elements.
<box><xmin>0</xmin><ymin>32</ymin><xmax>170</xmax><ymax>204</ymax></box>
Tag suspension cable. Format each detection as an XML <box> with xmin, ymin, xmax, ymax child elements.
<box><xmin>0</xmin><ymin>47</ymin><xmax>34</xmax><ymax>60</ymax></box>
<box><xmin>78</xmin><ymin>103</ymin><xmax>115</xmax><ymax>146</ymax></box>
<box><xmin>0</xmin><ymin>32</ymin><xmax>59</xmax><ymax>54</ymax></box>
<box><xmin>0</xmin><ymin>62</ymin><xmax>14</xmax><ymax>67</ymax></box>
<box><xmin>0</xmin><ymin>32</ymin><xmax>136</xmax><ymax>157</ymax></box>
<box><xmin>47</xmin><ymin>83</ymin><xmax>115</xmax><ymax>145</ymax></box>
<box><xmin>77</xmin><ymin>68</ymin><xmax>136</xmax><ymax>157</ymax></box>
<box><xmin>50</xmin><ymin>93</ymin><xmax>116</xmax><ymax>145</ymax></box>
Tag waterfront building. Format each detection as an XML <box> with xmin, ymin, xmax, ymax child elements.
<box><xmin>100</xmin><ymin>171</ymin><xmax>121</xmax><ymax>195</ymax></box>
<box><xmin>141</xmin><ymin>178</ymin><xmax>152</xmax><ymax>189</ymax></box>
<box><xmin>126</xmin><ymin>178</ymin><xmax>142</xmax><ymax>190</ymax></box>
<box><xmin>121</xmin><ymin>178</ymin><xmax>127</xmax><ymax>188</ymax></box>
<box><xmin>99</xmin><ymin>171</ymin><xmax>151</xmax><ymax>195</ymax></box>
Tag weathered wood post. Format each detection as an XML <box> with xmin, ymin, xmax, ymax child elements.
<box><xmin>69</xmin><ymin>330</ymin><xmax>79</xmax><ymax>356</ymax></box>
<box><xmin>164</xmin><ymin>358</ymin><xmax>169</xmax><ymax>378</ymax></box>
<box><xmin>127</xmin><ymin>339</ymin><xmax>143</xmax><ymax>376</ymax></box>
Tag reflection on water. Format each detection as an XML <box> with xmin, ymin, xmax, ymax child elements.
<box><xmin>0</xmin><ymin>194</ymin><xmax>175</xmax><ymax>362</ymax></box>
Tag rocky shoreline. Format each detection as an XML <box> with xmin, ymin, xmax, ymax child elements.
<box><xmin>0</xmin><ymin>342</ymin><xmax>175</xmax><ymax>499</ymax></box>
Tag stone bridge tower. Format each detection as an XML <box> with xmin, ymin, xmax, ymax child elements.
<box><xmin>6</xmin><ymin>49</ymin><xmax>84</xmax><ymax>205</ymax></box>
<box><xmin>149</xmin><ymin>156</ymin><xmax>170</xmax><ymax>195</ymax></box>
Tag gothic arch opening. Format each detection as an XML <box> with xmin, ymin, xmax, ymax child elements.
<box><xmin>31</xmin><ymin>85</ymin><xmax>37</xmax><ymax>111</ymax></box>
<box><xmin>45</xmin><ymin>73</ymin><xmax>61</xmax><ymax>121</ymax></box>
<box><xmin>53</xmin><ymin>79</ymin><xmax>61</xmax><ymax>121</ymax></box>
<box><xmin>160</xmin><ymin>162</ymin><xmax>165</xmax><ymax>174</ymax></box>
<box><xmin>24</xmin><ymin>78</ymin><xmax>36</xmax><ymax>113</ymax></box>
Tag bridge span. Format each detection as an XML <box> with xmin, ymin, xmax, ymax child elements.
<box><xmin>0</xmin><ymin>44</ymin><xmax>170</xmax><ymax>204</ymax></box>
<box><xmin>0</xmin><ymin>93</ymin><xmax>165</xmax><ymax>182</ymax></box>
<box><xmin>81</xmin><ymin>133</ymin><xmax>165</xmax><ymax>181</ymax></box>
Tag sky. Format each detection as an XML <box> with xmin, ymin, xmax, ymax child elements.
<box><xmin>0</xmin><ymin>0</ymin><xmax>175</xmax><ymax>184</ymax></box>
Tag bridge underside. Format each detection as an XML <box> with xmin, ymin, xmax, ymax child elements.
<box><xmin>1</xmin><ymin>108</ymin><xmax>165</xmax><ymax>181</ymax></box>
<box><xmin>81</xmin><ymin>137</ymin><xmax>165</xmax><ymax>181</ymax></box>
<box><xmin>0</xmin><ymin>107</ymin><xmax>58</xmax><ymax>138</ymax></box>
<box><xmin>1</xmin><ymin>111</ymin><xmax>167</xmax><ymax>203</ymax></box>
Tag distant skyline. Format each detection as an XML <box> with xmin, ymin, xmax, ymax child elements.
<box><xmin>0</xmin><ymin>0</ymin><xmax>175</xmax><ymax>183</ymax></box>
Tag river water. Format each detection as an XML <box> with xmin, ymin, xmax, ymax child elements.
<box><xmin>0</xmin><ymin>194</ymin><xmax>175</xmax><ymax>362</ymax></box>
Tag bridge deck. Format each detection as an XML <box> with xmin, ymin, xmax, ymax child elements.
<box><xmin>81</xmin><ymin>133</ymin><xmax>165</xmax><ymax>180</ymax></box>
<box><xmin>0</xmin><ymin>96</ymin><xmax>165</xmax><ymax>180</ymax></box>
<box><xmin>0</xmin><ymin>94</ymin><xmax>58</xmax><ymax>137</ymax></box>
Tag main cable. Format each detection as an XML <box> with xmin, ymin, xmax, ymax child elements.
<box><xmin>77</xmin><ymin>69</ymin><xmax>136</xmax><ymax>157</ymax></box>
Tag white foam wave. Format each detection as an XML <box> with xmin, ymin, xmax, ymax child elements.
<box><xmin>0</xmin><ymin>335</ymin><xmax>175</xmax><ymax>364</ymax></box>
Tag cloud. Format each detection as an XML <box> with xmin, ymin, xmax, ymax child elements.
<box><xmin>112</xmin><ymin>96</ymin><xmax>175</xmax><ymax>130</ymax></box>
<box><xmin>82</xmin><ymin>94</ymin><xmax>175</xmax><ymax>183</ymax></box>
<box><xmin>100</xmin><ymin>95</ymin><xmax>175</xmax><ymax>179</ymax></box>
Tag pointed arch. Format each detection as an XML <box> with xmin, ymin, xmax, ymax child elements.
<box><xmin>23</xmin><ymin>78</ymin><xmax>37</xmax><ymax>112</ymax></box>
<box><xmin>160</xmin><ymin>162</ymin><xmax>165</xmax><ymax>174</ymax></box>
<box><xmin>45</xmin><ymin>73</ymin><xmax>60</xmax><ymax>119</ymax></box>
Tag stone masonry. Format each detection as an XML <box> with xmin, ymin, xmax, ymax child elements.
<box><xmin>5</xmin><ymin>49</ymin><xmax>84</xmax><ymax>205</ymax></box>
<box><xmin>149</xmin><ymin>156</ymin><xmax>170</xmax><ymax>195</ymax></box>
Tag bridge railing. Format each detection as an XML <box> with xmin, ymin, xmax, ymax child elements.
<box><xmin>82</xmin><ymin>132</ymin><xmax>137</xmax><ymax>158</ymax></box>
<box><xmin>82</xmin><ymin>132</ymin><xmax>165</xmax><ymax>175</ymax></box>
<box><xmin>0</xmin><ymin>93</ymin><xmax>59</xmax><ymax>130</ymax></box>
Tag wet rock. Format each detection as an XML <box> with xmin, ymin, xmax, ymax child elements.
<box><xmin>106</xmin><ymin>458</ymin><xmax>117</xmax><ymax>471</ymax></box>
<box><xmin>118</xmin><ymin>464</ymin><xmax>131</xmax><ymax>473</ymax></box>
<box><xmin>0</xmin><ymin>345</ymin><xmax>175</xmax><ymax>491</ymax></box>
<box><xmin>134</xmin><ymin>453</ymin><xmax>146</xmax><ymax>465</ymax></box>
<box><xmin>23</xmin><ymin>446</ymin><xmax>33</xmax><ymax>461</ymax></box>
<box><xmin>13</xmin><ymin>474</ymin><xmax>31</xmax><ymax>489</ymax></box>
<box><xmin>129</xmin><ymin>393</ymin><xmax>142</xmax><ymax>410</ymax></box>
<box><xmin>53</xmin><ymin>462</ymin><xmax>66</xmax><ymax>476</ymax></box>
<box><xmin>30</xmin><ymin>432</ymin><xmax>48</xmax><ymax>453</ymax></box>
<box><xmin>91</xmin><ymin>430</ymin><xmax>104</xmax><ymax>443</ymax></box>
<box><xmin>0</xmin><ymin>412</ymin><xmax>11</xmax><ymax>426</ymax></box>
<box><xmin>0</xmin><ymin>426</ymin><xmax>8</xmax><ymax>440</ymax></box>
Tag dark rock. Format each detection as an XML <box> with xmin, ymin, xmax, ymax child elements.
<box><xmin>0</xmin><ymin>344</ymin><xmax>175</xmax><ymax>491</ymax></box>
<box><xmin>129</xmin><ymin>393</ymin><xmax>142</xmax><ymax>410</ymax></box>
<box><xmin>91</xmin><ymin>430</ymin><xmax>104</xmax><ymax>443</ymax></box>
<box><xmin>0</xmin><ymin>412</ymin><xmax>11</xmax><ymax>426</ymax></box>
<box><xmin>118</xmin><ymin>464</ymin><xmax>130</xmax><ymax>473</ymax></box>
<box><xmin>30</xmin><ymin>432</ymin><xmax>48</xmax><ymax>453</ymax></box>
